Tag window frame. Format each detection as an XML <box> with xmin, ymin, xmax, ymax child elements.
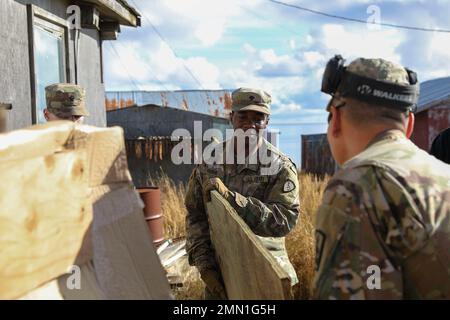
<box><xmin>27</xmin><ymin>4</ymin><xmax>70</xmax><ymax>124</ymax></box>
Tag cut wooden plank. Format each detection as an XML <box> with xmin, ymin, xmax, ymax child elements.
<box><xmin>0</xmin><ymin>123</ymin><xmax>91</xmax><ymax>299</ymax></box>
<box><xmin>206</xmin><ymin>191</ymin><xmax>293</xmax><ymax>300</ymax></box>
<box><xmin>0</xmin><ymin>121</ymin><xmax>171</xmax><ymax>299</ymax></box>
<box><xmin>72</xmin><ymin>124</ymin><xmax>132</xmax><ymax>187</ymax></box>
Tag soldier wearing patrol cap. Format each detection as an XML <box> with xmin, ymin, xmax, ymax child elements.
<box><xmin>44</xmin><ymin>83</ymin><xmax>89</xmax><ymax>124</ymax></box>
<box><xmin>313</xmin><ymin>56</ymin><xmax>450</xmax><ymax>299</ymax></box>
<box><xmin>185</xmin><ymin>87</ymin><xmax>300</xmax><ymax>299</ymax></box>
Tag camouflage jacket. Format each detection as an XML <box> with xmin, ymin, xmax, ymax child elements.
<box><xmin>313</xmin><ymin>130</ymin><xmax>450</xmax><ymax>299</ymax></box>
<box><xmin>185</xmin><ymin>138</ymin><xmax>300</xmax><ymax>285</ymax></box>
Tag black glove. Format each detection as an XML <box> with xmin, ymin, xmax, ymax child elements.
<box><xmin>200</xmin><ymin>268</ymin><xmax>228</xmax><ymax>300</ymax></box>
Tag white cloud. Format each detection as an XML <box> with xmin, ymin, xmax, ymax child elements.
<box><xmin>220</xmin><ymin>63</ymin><xmax>307</xmax><ymax>104</ymax></box>
<box><xmin>418</xmin><ymin>32</ymin><xmax>450</xmax><ymax>80</ymax></box>
<box><xmin>289</xmin><ymin>39</ymin><xmax>296</xmax><ymax>50</ymax></box>
<box><xmin>303</xmin><ymin>51</ymin><xmax>326</xmax><ymax>67</ymax></box>
<box><xmin>320</xmin><ymin>24</ymin><xmax>404</xmax><ymax>63</ymax></box>
<box><xmin>184</xmin><ymin>57</ymin><xmax>221</xmax><ymax>89</ymax></box>
<box><xmin>243</xmin><ymin>43</ymin><xmax>257</xmax><ymax>54</ymax></box>
<box><xmin>256</xmin><ymin>49</ymin><xmax>303</xmax><ymax>77</ymax></box>
<box><xmin>136</xmin><ymin>0</ymin><xmax>263</xmax><ymax>47</ymax></box>
<box><xmin>104</xmin><ymin>40</ymin><xmax>220</xmax><ymax>91</ymax></box>
<box><xmin>272</xmin><ymin>102</ymin><xmax>302</xmax><ymax>115</ymax></box>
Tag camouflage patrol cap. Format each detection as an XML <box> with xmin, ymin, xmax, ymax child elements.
<box><xmin>232</xmin><ymin>87</ymin><xmax>271</xmax><ymax>115</ymax></box>
<box><xmin>329</xmin><ymin>57</ymin><xmax>419</xmax><ymax>110</ymax></box>
<box><xmin>346</xmin><ymin>58</ymin><xmax>410</xmax><ymax>85</ymax></box>
<box><xmin>45</xmin><ymin>83</ymin><xmax>89</xmax><ymax>117</ymax></box>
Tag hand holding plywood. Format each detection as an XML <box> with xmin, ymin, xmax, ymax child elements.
<box><xmin>206</xmin><ymin>191</ymin><xmax>293</xmax><ymax>300</ymax></box>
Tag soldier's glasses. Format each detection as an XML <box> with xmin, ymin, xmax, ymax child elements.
<box><xmin>236</xmin><ymin>112</ymin><xmax>268</xmax><ymax>127</ymax></box>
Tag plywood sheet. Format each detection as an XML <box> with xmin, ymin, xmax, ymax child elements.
<box><xmin>0</xmin><ymin>123</ymin><xmax>91</xmax><ymax>299</ymax></box>
<box><xmin>206</xmin><ymin>191</ymin><xmax>293</xmax><ymax>300</ymax></box>
<box><xmin>0</xmin><ymin>122</ymin><xmax>171</xmax><ymax>299</ymax></box>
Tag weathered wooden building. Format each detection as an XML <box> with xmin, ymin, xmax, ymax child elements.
<box><xmin>0</xmin><ymin>0</ymin><xmax>140</xmax><ymax>131</ymax></box>
<box><xmin>411</xmin><ymin>76</ymin><xmax>450</xmax><ymax>151</ymax></box>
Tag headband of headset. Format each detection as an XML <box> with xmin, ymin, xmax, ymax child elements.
<box><xmin>321</xmin><ymin>55</ymin><xmax>420</xmax><ymax>111</ymax></box>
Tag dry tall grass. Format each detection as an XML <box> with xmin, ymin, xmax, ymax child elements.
<box><xmin>155</xmin><ymin>172</ymin><xmax>188</xmax><ymax>239</ymax></box>
<box><xmin>286</xmin><ymin>173</ymin><xmax>329</xmax><ymax>299</ymax></box>
<box><xmin>155</xmin><ymin>172</ymin><xmax>329</xmax><ymax>300</ymax></box>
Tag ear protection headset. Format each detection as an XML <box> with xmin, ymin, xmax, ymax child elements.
<box><xmin>321</xmin><ymin>55</ymin><xmax>420</xmax><ymax>111</ymax></box>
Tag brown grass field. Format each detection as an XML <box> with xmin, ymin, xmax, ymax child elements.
<box><xmin>156</xmin><ymin>172</ymin><xmax>329</xmax><ymax>300</ymax></box>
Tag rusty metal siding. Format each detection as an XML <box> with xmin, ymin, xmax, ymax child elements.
<box><xmin>105</xmin><ymin>90</ymin><xmax>233</xmax><ymax>119</ymax></box>
<box><xmin>301</xmin><ymin>134</ymin><xmax>336</xmax><ymax>176</ymax></box>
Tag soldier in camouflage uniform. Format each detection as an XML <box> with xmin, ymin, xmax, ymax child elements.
<box><xmin>185</xmin><ymin>88</ymin><xmax>300</xmax><ymax>299</ymax></box>
<box><xmin>44</xmin><ymin>83</ymin><xmax>89</xmax><ymax>123</ymax></box>
<box><xmin>314</xmin><ymin>57</ymin><xmax>450</xmax><ymax>299</ymax></box>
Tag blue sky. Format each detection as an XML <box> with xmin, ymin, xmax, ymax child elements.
<box><xmin>104</xmin><ymin>0</ymin><xmax>450</xmax><ymax>166</ymax></box>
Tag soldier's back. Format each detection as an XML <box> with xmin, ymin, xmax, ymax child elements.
<box><xmin>333</xmin><ymin>130</ymin><xmax>450</xmax><ymax>298</ymax></box>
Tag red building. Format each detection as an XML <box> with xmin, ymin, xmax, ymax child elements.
<box><xmin>411</xmin><ymin>76</ymin><xmax>450</xmax><ymax>151</ymax></box>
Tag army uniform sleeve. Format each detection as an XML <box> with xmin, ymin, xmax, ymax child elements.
<box><xmin>228</xmin><ymin>162</ymin><xmax>300</xmax><ymax>238</ymax></box>
<box><xmin>184</xmin><ymin>167</ymin><xmax>218</xmax><ymax>272</ymax></box>
<box><xmin>312</xmin><ymin>165</ymin><xmax>431</xmax><ymax>299</ymax></box>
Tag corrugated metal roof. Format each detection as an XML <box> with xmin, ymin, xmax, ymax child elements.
<box><xmin>417</xmin><ymin>76</ymin><xmax>450</xmax><ymax>113</ymax></box>
<box><xmin>105</xmin><ymin>90</ymin><xmax>233</xmax><ymax>119</ymax></box>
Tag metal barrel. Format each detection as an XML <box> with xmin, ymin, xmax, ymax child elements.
<box><xmin>138</xmin><ymin>187</ymin><xmax>165</xmax><ymax>247</ymax></box>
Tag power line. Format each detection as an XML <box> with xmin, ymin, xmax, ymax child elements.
<box><xmin>107</xmin><ymin>41</ymin><xmax>141</xmax><ymax>91</ymax></box>
<box><xmin>129</xmin><ymin>0</ymin><xmax>206</xmax><ymax>89</ymax></box>
<box><xmin>268</xmin><ymin>0</ymin><xmax>450</xmax><ymax>33</ymax></box>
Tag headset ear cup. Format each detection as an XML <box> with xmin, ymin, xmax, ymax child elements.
<box><xmin>405</xmin><ymin>68</ymin><xmax>418</xmax><ymax>85</ymax></box>
<box><xmin>321</xmin><ymin>55</ymin><xmax>346</xmax><ymax>94</ymax></box>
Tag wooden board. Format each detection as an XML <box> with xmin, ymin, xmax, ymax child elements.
<box><xmin>0</xmin><ymin>121</ymin><xmax>171</xmax><ymax>299</ymax></box>
<box><xmin>0</xmin><ymin>123</ymin><xmax>91</xmax><ymax>299</ymax></box>
<box><xmin>206</xmin><ymin>191</ymin><xmax>293</xmax><ymax>300</ymax></box>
